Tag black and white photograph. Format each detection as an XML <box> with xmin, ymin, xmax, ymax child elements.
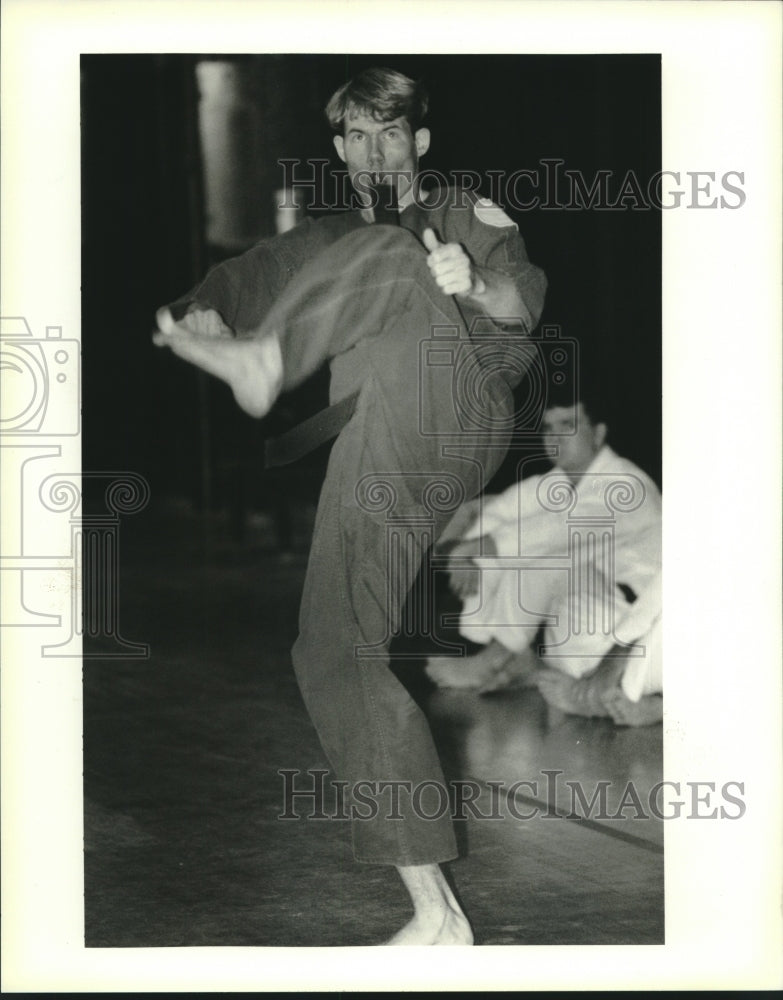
<box><xmin>2</xmin><ymin>0</ymin><xmax>781</xmax><ymax>992</ymax></box>
<box><xmin>79</xmin><ymin>50</ymin><xmax>664</xmax><ymax>949</ymax></box>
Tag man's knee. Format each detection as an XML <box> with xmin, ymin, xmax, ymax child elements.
<box><xmin>336</xmin><ymin>224</ymin><xmax>427</xmax><ymax>276</ymax></box>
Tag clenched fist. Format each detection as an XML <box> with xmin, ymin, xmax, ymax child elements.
<box><xmin>422</xmin><ymin>227</ymin><xmax>486</xmax><ymax>298</ymax></box>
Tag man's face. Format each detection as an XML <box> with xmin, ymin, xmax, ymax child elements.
<box><xmin>540</xmin><ymin>403</ymin><xmax>607</xmax><ymax>478</ymax></box>
<box><xmin>333</xmin><ymin>109</ymin><xmax>430</xmax><ymax>209</ymax></box>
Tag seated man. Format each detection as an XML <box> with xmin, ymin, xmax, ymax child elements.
<box><xmin>426</xmin><ymin>395</ymin><xmax>662</xmax><ymax>724</ymax></box>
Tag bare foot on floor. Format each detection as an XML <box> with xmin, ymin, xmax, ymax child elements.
<box><xmin>478</xmin><ymin>646</ymin><xmax>544</xmax><ymax>694</ymax></box>
<box><xmin>153</xmin><ymin>306</ymin><xmax>283</xmax><ymax>418</ymax></box>
<box><xmin>536</xmin><ymin>665</ymin><xmax>618</xmax><ymax>718</ymax></box>
<box><xmin>426</xmin><ymin>640</ymin><xmax>518</xmax><ymax>691</ymax></box>
<box><xmin>603</xmin><ymin>687</ymin><xmax>663</xmax><ymax>727</ymax></box>
<box><xmin>386</xmin><ymin>863</ymin><xmax>474</xmax><ymax>945</ymax></box>
<box><xmin>536</xmin><ymin>658</ymin><xmax>662</xmax><ymax>726</ymax></box>
<box><xmin>385</xmin><ymin>906</ymin><xmax>473</xmax><ymax>946</ymax></box>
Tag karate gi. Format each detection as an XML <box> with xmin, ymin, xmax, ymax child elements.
<box><xmin>172</xmin><ymin>190</ymin><xmax>547</xmax><ymax>863</ymax></box>
<box><xmin>460</xmin><ymin>445</ymin><xmax>661</xmax><ymax>684</ymax></box>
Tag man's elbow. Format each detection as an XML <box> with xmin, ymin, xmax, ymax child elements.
<box><xmin>497</xmin><ymin>267</ymin><xmax>547</xmax><ymax>334</ymax></box>
<box><xmin>524</xmin><ymin>267</ymin><xmax>548</xmax><ymax>332</ymax></box>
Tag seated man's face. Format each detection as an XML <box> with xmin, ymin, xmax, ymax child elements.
<box><xmin>333</xmin><ymin>108</ymin><xmax>431</xmax><ymax>209</ymax></box>
<box><xmin>541</xmin><ymin>402</ymin><xmax>607</xmax><ymax>478</ymax></box>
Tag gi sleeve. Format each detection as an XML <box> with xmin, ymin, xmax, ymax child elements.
<box><xmin>440</xmin><ymin>189</ymin><xmax>548</xmax><ymax>334</ymax></box>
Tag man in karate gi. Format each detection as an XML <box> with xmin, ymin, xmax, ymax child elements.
<box><xmin>427</xmin><ymin>396</ymin><xmax>662</xmax><ymax>726</ymax></box>
<box><xmin>154</xmin><ymin>67</ymin><xmax>547</xmax><ymax>943</ymax></box>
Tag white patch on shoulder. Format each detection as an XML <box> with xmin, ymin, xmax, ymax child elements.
<box><xmin>473</xmin><ymin>197</ymin><xmax>517</xmax><ymax>228</ymax></box>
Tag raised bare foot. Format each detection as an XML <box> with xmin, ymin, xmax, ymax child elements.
<box><xmin>153</xmin><ymin>306</ymin><xmax>283</xmax><ymax>418</ymax></box>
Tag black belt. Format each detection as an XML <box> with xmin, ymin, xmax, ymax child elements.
<box><xmin>264</xmin><ymin>390</ymin><xmax>360</xmax><ymax>468</ymax></box>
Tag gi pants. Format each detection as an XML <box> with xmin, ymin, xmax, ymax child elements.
<box><xmin>261</xmin><ymin>226</ymin><xmax>520</xmax><ymax>864</ymax></box>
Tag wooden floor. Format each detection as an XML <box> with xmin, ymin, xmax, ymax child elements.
<box><xmin>83</xmin><ymin>503</ymin><xmax>663</xmax><ymax>948</ymax></box>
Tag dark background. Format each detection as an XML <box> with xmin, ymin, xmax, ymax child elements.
<box><xmin>81</xmin><ymin>53</ymin><xmax>661</xmax><ymax>519</ymax></box>
<box><xmin>80</xmin><ymin>55</ymin><xmax>664</xmax><ymax>948</ymax></box>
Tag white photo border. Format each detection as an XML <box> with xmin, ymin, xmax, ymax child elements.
<box><xmin>2</xmin><ymin>0</ymin><xmax>781</xmax><ymax>991</ymax></box>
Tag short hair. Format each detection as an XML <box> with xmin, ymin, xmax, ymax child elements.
<box><xmin>540</xmin><ymin>354</ymin><xmax>610</xmax><ymax>427</ymax></box>
<box><xmin>543</xmin><ymin>393</ymin><xmax>608</xmax><ymax>428</ymax></box>
<box><xmin>325</xmin><ymin>67</ymin><xmax>429</xmax><ymax>133</ymax></box>
<box><xmin>575</xmin><ymin>396</ymin><xmax>607</xmax><ymax>427</ymax></box>
<box><xmin>543</xmin><ymin>377</ymin><xmax>609</xmax><ymax>428</ymax></box>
